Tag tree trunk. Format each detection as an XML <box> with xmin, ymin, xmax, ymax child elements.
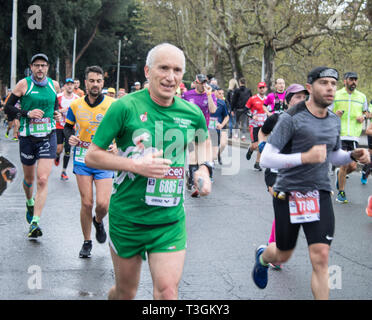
<box><xmin>65</xmin><ymin>56</ymin><xmax>72</xmax><ymax>79</ymax></box>
<box><xmin>263</xmin><ymin>41</ymin><xmax>276</xmax><ymax>92</ymax></box>
<box><xmin>367</xmin><ymin>0</ymin><xmax>372</xmax><ymax>24</ymax></box>
<box><xmin>227</xmin><ymin>44</ymin><xmax>244</xmax><ymax>80</ymax></box>
<box><xmin>75</xmin><ymin>17</ymin><xmax>101</xmax><ymax>64</ymax></box>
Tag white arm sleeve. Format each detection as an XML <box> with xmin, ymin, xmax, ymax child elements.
<box><xmin>329</xmin><ymin>149</ymin><xmax>352</xmax><ymax>166</ymax></box>
<box><xmin>260</xmin><ymin>143</ymin><xmax>302</xmax><ymax>169</ymax></box>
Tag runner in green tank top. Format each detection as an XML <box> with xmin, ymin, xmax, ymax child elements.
<box><xmin>85</xmin><ymin>43</ymin><xmax>213</xmax><ymax>300</ymax></box>
<box><xmin>19</xmin><ymin>76</ymin><xmax>57</xmax><ymax>137</ymax></box>
<box><xmin>4</xmin><ymin>53</ymin><xmax>61</xmax><ymax>239</ymax></box>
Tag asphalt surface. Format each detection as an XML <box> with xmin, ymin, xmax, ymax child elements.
<box><xmin>0</xmin><ymin>124</ymin><xmax>371</xmax><ymax>300</ymax></box>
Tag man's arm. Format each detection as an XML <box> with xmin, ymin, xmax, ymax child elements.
<box><xmin>231</xmin><ymin>89</ymin><xmax>239</xmax><ymax>113</ymax></box>
<box><xmin>329</xmin><ymin>148</ymin><xmax>370</xmax><ymax>166</ymax></box>
<box><xmin>207</xmin><ymin>94</ymin><xmax>217</xmax><ymax>114</ymax></box>
<box><xmin>192</xmin><ymin>138</ymin><xmax>213</xmax><ymax>196</ymax></box>
<box><xmin>53</xmin><ymin>80</ymin><xmax>61</xmax><ymax>94</ymax></box>
<box><xmin>4</xmin><ymin>80</ymin><xmax>28</xmax><ymax>118</ymax></box>
<box><xmin>85</xmin><ymin>144</ymin><xmax>172</xmax><ymax>179</ymax></box>
<box><xmin>260</xmin><ymin>143</ymin><xmax>327</xmax><ymax>169</ymax></box>
<box><xmin>204</xmin><ymin>84</ymin><xmax>217</xmax><ymax>114</ymax></box>
<box><xmin>218</xmin><ymin>115</ymin><xmax>229</xmax><ymax>129</ymax></box>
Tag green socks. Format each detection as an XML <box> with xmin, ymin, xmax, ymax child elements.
<box><xmin>259</xmin><ymin>255</ymin><xmax>269</xmax><ymax>267</ymax></box>
<box><xmin>26</xmin><ymin>198</ymin><xmax>35</xmax><ymax>206</ymax></box>
<box><xmin>31</xmin><ymin>216</ymin><xmax>40</xmax><ymax>224</ymax></box>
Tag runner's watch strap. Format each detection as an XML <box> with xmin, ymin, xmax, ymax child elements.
<box><xmin>200</xmin><ymin>161</ymin><xmax>214</xmax><ymax>178</ymax></box>
<box><xmin>349</xmin><ymin>151</ymin><xmax>357</xmax><ymax>162</ymax></box>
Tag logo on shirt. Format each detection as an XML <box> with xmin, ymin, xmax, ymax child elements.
<box><xmin>140</xmin><ymin>112</ymin><xmax>148</xmax><ymax>122</ymax></box>
<box><xmin>173</xmin><ymin>117</ymin><xmax>191</xmax><ymax>128</ymax></box>
<box><xmin>96</xmin><ymin>113</ymin><xmax>104</xmax><ymax>122</ymax></box>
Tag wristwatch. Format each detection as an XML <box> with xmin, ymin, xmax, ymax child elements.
<box><xmin>349</xmin><ymin>152</ymin><xmax>357</xmax><ymax>162</ymax></box>
<box><xmin>200</xmin><ymin>161</ymin><xmax>214</xmax><ymax>178</ymax></box>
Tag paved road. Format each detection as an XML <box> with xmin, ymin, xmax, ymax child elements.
<box><xmin>0</xmin><ymin>125</ymin><xmax>371</xmax><ymax>300</ymax></box>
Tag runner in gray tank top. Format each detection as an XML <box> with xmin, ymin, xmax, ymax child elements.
<box><xmin>252</xmin><ymin>66</ymin><xmax>370</xmax><ymax>299</ymax></box>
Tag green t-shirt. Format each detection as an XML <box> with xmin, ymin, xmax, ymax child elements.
<box><xmin>93</xmin><ymin>89</ymin><xmax>208</xmax><ymax>225</ymax></box>
<box><xmin>19</xmin><ymin>77</ymin><xmax>57</xmax><ymax>137</ymax></box>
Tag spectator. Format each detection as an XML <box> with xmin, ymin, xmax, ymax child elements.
<box><xmin>231</xmin><ymin>77</ymin><xmax>252</xmax><ymax>141</ymax></box>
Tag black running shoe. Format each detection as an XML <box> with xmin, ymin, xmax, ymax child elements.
<box><xmin>246</xmin><ymin>148</ymin><xmax>253</xmax><ymax>160</ymax></box>
<box><xmin>28</xmin><ymin>222</ymin><xmax>42</xmax><ymax>239</ymax></box>
<box><xmin>254</xmin><ymin>163</ymin><xmax>262</xmax><ymax>171</ymax></box>
<box><xmin>79</xmin><ymin>240</ymin><xmax>92</xmax><ymax>258</ymax></box>
<box><xmin>93</xmin><ymin>216</ymin><xmax>107</xmax><ymax>244</ymax></box>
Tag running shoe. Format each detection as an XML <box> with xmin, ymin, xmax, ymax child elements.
<box><xmin>60</xmin><ymin>172</ymin><xmax>69</xmax><ymax>181</ymax></box>
<box><xmin>336</xmin><ymin>191</ymin><xmax>348</xmax><ymax>203</ymax></box>
<box><xmin>5</xmin><ymin>132</ymin><xmax>9</xmax><ymax>138</ymax></box>
<box><xmin>254</xmin><ymin>163</ymin><xmax>262</xmax><ymax>171</ymax></box>
<box><xmin>54</xmin><ymin>156</ymin><xmax>60</xmax><ymax>166</ymax></box>
<box><xmin>361</xmin><ymin>172</ymin><xmax>368</xmax><ymax>185</ymax></box>
<box><xmin>26</xmin><ymin>200</ymin><xmax>34</xmax><ymax>224</ymax></box>
<box><xmin>28</xmin><ymin>222</ymin><xmax>42</xmax><ymax>239</ymax></box>
<box><xmin>12</xmin><ymin>137</ymin><xmax>18</xmax><ymax>141</ymax></box>
<box><xmin>79</xmin><ymin>240</ymin><xmax>92</xmax><ymax>258</ymax></box>
<box><xmin>93</xmin><ymin>216</ymin><xmax>107</xmax><ymax>244</ymax></box>
<box><xmin>252</xmin><ymin>245</ymin><xmax>268</xmax><ymax>289</ymax></box>
<box><xmin>246</xmin><ymin>148</ymin><xmax>253</xmax><ymax>160</ymax></box>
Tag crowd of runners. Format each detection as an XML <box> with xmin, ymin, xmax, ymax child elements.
<box><xmin>0</xmin><ymin>43</ymin><xmax>371</xmax><ymax>300</ymax></box>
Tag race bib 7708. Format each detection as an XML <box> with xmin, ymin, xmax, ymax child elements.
<box><xmin>289</xmin><ymin>190</ymin><xmax>320</xmax><ymax>224</ymax></box>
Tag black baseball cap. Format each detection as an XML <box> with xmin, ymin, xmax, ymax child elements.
<box><xmin>30</xmin><ymin>53</ymin><xmax>49</xmax><ymax>64</ymax></box>
<box><xmin>195</xmin><ymin>74</ymin><xmax>207</xmax><ymax>84</ymax></box>
<box><xmin>343</xmin><ymin>72</ymin><xmax>358</xmax><ymax>79</ymax></box>
<box><xmin>307</xmin><ymin>66</ymin><xmax>339</xmax><ymax>84</ymax></box>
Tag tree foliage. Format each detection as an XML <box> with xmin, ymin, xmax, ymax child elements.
<box><xmin>0</xmin><ymin>0</ymin><xmax>150</xmax><ymax>94</ymax></box>
<box><xmin>141</xmin><ymin>0</ymin><xmax>371</xmax><ymax>96</ymax></box>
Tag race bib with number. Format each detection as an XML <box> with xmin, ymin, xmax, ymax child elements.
<box><xmin>289</xmin><ymin>190</ymin><xmax>320</xmax><ymax>224</ymax></box>
<box><xmin>145</xmin><ymin>166</ymin><xmax>184</xmax><ymax>207</ymax></box>
<box><xmin>29</xmin><ymin>118</ymin><xmax>52</xmax><ymax>137</ymax></box>
<box><xmin>74</xmin><ymin>141</ymin><xmax>91</xmax><ymax>164</ymax></box>
<box><xmin>251</xmin><ymin>113</ymin><xmax>266</xmax><ymax>127</ymax></box>
<box><xmin>208</xmin><ymin>117</ymin><xmax>218</xmax><ymax>130</ymax></box>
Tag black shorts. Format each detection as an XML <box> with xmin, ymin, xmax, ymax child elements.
<box><xmin>341</xmin><ymin>140</ymin><xmax>358</xmax><ymax>151</ymax></box>
<box><xmin>56</xmin><ymin>129</ymin><xmax>66</xmax><ymax>145</ymax></box>
<box><xmin>273</xmin><ymin>190</ymin><xmax>335</xmax><ymax>251</ymax></box>
<box><xmin>249</xmin><ymin>127</ymin><xmax>260</xmax><ymax>143</ymax></box>
<box><xmin>56</xmin><ymin>129</ymin><xmax>71</xmax><ymax>154</ymax></box>
<box><xmin>6</xmin><ymin>113</ymin><xmax>19</xmax><ymax>122</ymax></box>
<box><xmin>19</xmin><ymin>131</ymin><xmax>57</xmax><ymax>166</ymax></box>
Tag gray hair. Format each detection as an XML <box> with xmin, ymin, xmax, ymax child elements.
<box><xmin>146</xmin><ymin>43</ymin><xmax>186</xmax><ymax>72</ymax></box>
